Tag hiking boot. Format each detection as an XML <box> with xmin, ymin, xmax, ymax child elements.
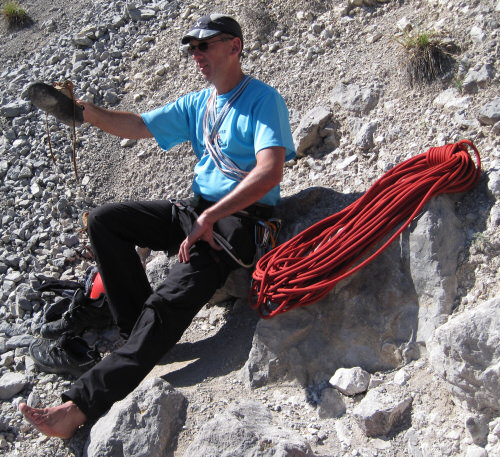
<box><xmin>29</xmin><ymin>335</ymin><xmax>101</xmax><ymax>378</ymax></box>
<box><xmin>27</xmin><ymin>81</ymin><xmax>84</xmax><ymax>127</ymax></box>
<box><xmin>40</xmin><ymin>289</ymin><xmax>114</xmax><ymax>340</ymax></box>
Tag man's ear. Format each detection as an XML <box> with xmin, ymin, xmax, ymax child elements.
<box><xmin>231</xmin><ymin>37</ymin><xmax>242</xmax><ymax>56</ymax></box>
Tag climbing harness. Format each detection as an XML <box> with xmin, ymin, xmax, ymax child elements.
<box><xmin>203</xmin><ymin>75</ymin><xmax>254</xmax><ymax>182</ymax></box>
<box><xmin>249</xmin><ymin>140</ymin><xmax>481</xmax><ymax>318</ymax></box>
<box><xmin>173</xmin><ymin>196</ymin><xmax>277</xmax><ymax>269</ymax></box>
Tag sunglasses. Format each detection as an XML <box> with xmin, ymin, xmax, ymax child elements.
<box><xmin>187</xmin><ymin>37</ymin><xmax>234</xmax><ymax>54</ymax></box>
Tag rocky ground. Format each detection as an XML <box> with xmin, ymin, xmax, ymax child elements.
<box><xmin>0</xmin><ymin>0</ymin><xmax>499</xmax><ymax>456</ymax></box>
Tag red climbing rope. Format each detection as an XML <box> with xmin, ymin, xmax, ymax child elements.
<box><xmin>249</xmin><ymin>139</ymin><xmax>481</xmax><ymax>318</ymax></box>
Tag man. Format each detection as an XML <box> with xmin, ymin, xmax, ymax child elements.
<box><xmin>20</xmin><ymin>13</ymin><xmax>295</xmax><ymax>438</ymax></box>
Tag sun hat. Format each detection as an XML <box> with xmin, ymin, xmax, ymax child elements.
<box><xmin>181</xmin><ymin>14</ymin><xmax>243</xmax><ymax>47</ymax></box>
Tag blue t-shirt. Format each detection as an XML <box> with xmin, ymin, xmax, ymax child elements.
<box><xmin>141</xmin><ymin>77</ymin><xmax>295</xmax><ymax>206</ymax></box>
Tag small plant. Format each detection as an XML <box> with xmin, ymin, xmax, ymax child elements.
<box><xmin>452</xmin><ymin>75</ymin><xmax>464</xmax><ymax>93</ymax></box>
<box><xmin>1</xmin><ymin>1</ymin><xmax>29</xmax><ymax>28</ymax></box>
<box><xmin>395</xmin><ymin>30</ymin><xmax>455</xmax><ymax>86</ymax></box>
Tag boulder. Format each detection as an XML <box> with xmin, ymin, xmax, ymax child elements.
<box><xmin>243</xmin><ymin>191</ymin><xmax>463</xmax><ymax>387</ymax></box>
<box><xmin>182</xmin><ymin>400</ymin><xmax>316</xmax><ymax>457</ymax></box>
<box><xmin>353</xmin><ymin>384</ymin><xmax>413</xmax><ymax>437</ymax></box>
<box><xmin>427</xmin><ymin>297</ymin><xmax>500</xmax><ymax>414</ymax></box>
<box><xmin>84</xmin><ymin>378</ymin><xmax>186</xmax><ymax>457</ymax></box>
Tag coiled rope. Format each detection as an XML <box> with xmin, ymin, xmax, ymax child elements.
<box><xmin>249</xmin><ymin>139</ymin><xmax>481</xmax><ymax>318</ymax></box>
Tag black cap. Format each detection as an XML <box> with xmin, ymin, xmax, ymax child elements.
<box><xmin>181</xmin><ymin>14</ymin><xmax>243</xmax><ymax>47</ymax></box>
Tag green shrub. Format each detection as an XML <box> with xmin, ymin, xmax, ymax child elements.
<box><xmin>396</xmin><ymin>30</ymin><xmax>455</xmax><ymax>86</ymax></box>
<box><xmin>1</xmin><ymin>1</ymin><xmax>29</xmax><ymax>28</ymax></box>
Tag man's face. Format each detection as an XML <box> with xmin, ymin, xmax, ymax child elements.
<box><xmin>187</xmin><ymin>35</ymin><xmax>235</xmax><ymax>83</ymax></box>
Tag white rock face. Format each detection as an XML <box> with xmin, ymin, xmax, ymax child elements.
<box><xmin>428</xmin><ymin>297</ymin><xmax>500</xmax><ymax>414</ymax></box>
<box><xmin>85</xmin><ymin>378</ymin><xmax>185</xmax><ymax>457</ymax></box>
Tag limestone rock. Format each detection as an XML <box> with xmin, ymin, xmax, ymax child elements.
<box><xmin>84</xmin><ymin>378</ymin><xmax>186</xmax><ymax>457</ymax></box>
<box><xmin>0</xmin><ymin>101</ymin><xmax>31</xmax><ymax>118</ymax></box>
<box><xmin>183</xmin><ymin>400</ymin><xmax>316</xmax><ymax>457</ymax></box>
<box><xmin>244</xmin><ymin>191</ymin><xmax>461</xmax><ymax>388</ymax></box>
<box><xmin>293</xmin><ymin>106</ymin><xmax>332</xmax><ymax>157</ymax></box>
<box><xmin>478</xmin><ymin>99</ymin><xmax>500</xmax><ymax>125</ymax></box>
<box><xmin>329</xmin><ymin>367</ymin><xmax>371</xmax><ymax>396</ymax></box>
<box><xmin>353</xmin><ymin>385</ymin><xmax>413</xmax><ymax>437</ymax></box>
<box><xmin>427</xmin><ymin>297</ymin><xmax>500</xmax><ymax>414</ymax></box>
<box><xmin>331</xmin><ymin>83</ymin><xmax>381</xmax><ymax>115</ymax></box>
<box><xmin>0</xmin><ymin>372</ymin><xmax>28</xmax><ymax>400</ymax></box>
<box><xmin>318</xmin><ymin>388</ymin><xmax>346</xmax><ymax>419</ymax></box>
<box><xmin>409</xmin><ymin>195</ymin><xmax>465</xmax><ymax>341</ymax></box>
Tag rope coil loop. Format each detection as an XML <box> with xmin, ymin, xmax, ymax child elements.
<box><xmin>249</xmin><ymin>140</ymin><xmax>481</xmax><ymax>318</ymax></box>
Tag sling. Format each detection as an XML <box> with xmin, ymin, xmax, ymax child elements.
<box><xmin>202</xmin><ymin>75</ymin><xmax>254</xmax><ymax>182</ymax></box>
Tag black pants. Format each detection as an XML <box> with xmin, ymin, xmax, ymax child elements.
<box><xmin>62</xmin><ymin>198</ymin><xmax>258</xmax><ymax>419</ymax></box>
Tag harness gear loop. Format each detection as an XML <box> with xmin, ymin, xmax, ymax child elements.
<box><xmin>249</xmin><ymin>140</ymin><xmax>481</xmax><ymax>318</ymax></box>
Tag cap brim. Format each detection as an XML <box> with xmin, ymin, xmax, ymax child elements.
<box><xmin>181</xmin><ymin>29</ymin><xmax>221</xmax><ymax>44</ymax></box>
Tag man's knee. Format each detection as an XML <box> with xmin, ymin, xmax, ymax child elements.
<box><xmin>87</xmin><ymin>204</ymin><xmax>114</xmax><ymax>233</ymax></box>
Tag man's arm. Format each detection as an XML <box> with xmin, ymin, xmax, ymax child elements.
<box><xmin>178</xmin><ymin>146</ymin><xmax>286</xmax><ymax>263</ymax></box>
<box><xmin>78</xmin><ymin>100</ymin><xmax>153</xmax><ymax>139</ymax></box>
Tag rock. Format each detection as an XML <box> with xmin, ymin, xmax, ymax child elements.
<box><xmin>478</xmin><ymin>98</ymin><xmax>500</xmax><ymax>125</ymax></box>
<box><xmin>462</xmin><ymin>64</ymin><xmax>496</xmax><ymax>94</ymax></box>
<box><xmin>120</xmin><ymin>138</ymin><xmax>137</xmax><ymax>147</ymax></box>
<box><xmin>393</xmin><ymin>368</ymin><xmax>410</xmax><ymax>386</ymax></box>
<box><xmin>293</xmin><ymin>106</ymin><xmax>332</xmax><ymax>157</ymax></box>
<box><xmin>427</xmin><ymin>297</ymin><xmax>500</xmax><ymax>413</ymax></box>
<box><xmin>354</xmin><ymin>120</ymin><xmax>378</xmax><ymax>150</ymax></box>
<box><xmin>318</xmin><ymin>388</ymin><xmax>346</xmax><ymax>419</ymax></box>
<box><xmin>433</xmin><ymin>89</ymin><xmax>472</xmax><ymax>110</ymax></box>
<box><xmin>465</xmin><ymin>445</ymin><xmax>488</xmax><ymax>457</ymax></box>
<box><xmin>182</xmin><ymin>400</ymin><xmax>315</xmax><ymax>457</ymax></box>
<box><xmin>409</xmin><ymin>195</ymin><xmax>465</xmax><ymax>341</ymax></box>
<box><xmin>353</xmin><ymin>384</ymin><xmax>413</xmax><ymax>437</ymax></box>
<box><xmin>488</xmin><ymin>170</ymin><xmax>500</xmax><ymax>198</ymax></box>
<box><xmin>0</xmin><ymin>372</ymin><xmax>28</xmax><ymax>400</ymax></box>
<box><xmin>470</xmin><ymin>26</ymin><xmax>485</xmax><ymax>44</ymax></box>
<box><xmin>331</xmin><ymin>83</ymin><xmax>381</xmax><ymax>115</ymax></box>
<box><xmin>73</xmin><ymin>36</ymin><xmax>94</xmax><ymax>47</ymax></box>
<box><xmin>84</xmin><ymin>377</ymin><xmax>185</xmax><ymax>457</ymax></box>
<box><xmin>466</xmin><ymin>414</ymin><xmax>491</xmax><ymax>447</ymax></box>
<box><xmin>6</xmin><ymin>334</ymin><xmax>34</xmax><ymax>350</ymax></box>
<box><xmin>244</xmin><ymin>192</ymin><xmax>461</xmax><ymax>387</ymax></box>
<box><xmin>0</xmin><ymin>101</ymin><xmax>31</xmax><ymax>118</ymax></box>
<box><xmin>329</xmin><ymin>367</ymin><xmax>371</xmax><ymax>396</ymax></box>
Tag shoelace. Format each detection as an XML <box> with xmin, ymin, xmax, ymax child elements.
<box><xmin>45</xmin><ymin>80</ymin><xmax>79</xmax><ymax>180</ymax></box>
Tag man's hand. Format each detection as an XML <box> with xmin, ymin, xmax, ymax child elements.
<box><xmin>178</xmin><ymin>213</ymin><xmax>223</xmax><ymax>263</ymax></box>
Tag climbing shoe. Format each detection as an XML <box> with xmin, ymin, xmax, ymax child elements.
<box><xmin>40</xmin><ymin>289</ymin><xmax>114</xmax><ymax>340</ymax></box>
<box><xmin>29</xmin><ymin>335</ymin><xmax>101</xmax><ymax>378</ymax></box>
<box><xmin>27</xmin><ymin>81</ymin><xmax>84</xmax><ymax>127</ymax></box>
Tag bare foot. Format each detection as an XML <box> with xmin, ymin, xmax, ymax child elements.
<box><xmin>19</xmin><ymin>401</ymin><xmax>87</xmax><ymax>439</ymax></box>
